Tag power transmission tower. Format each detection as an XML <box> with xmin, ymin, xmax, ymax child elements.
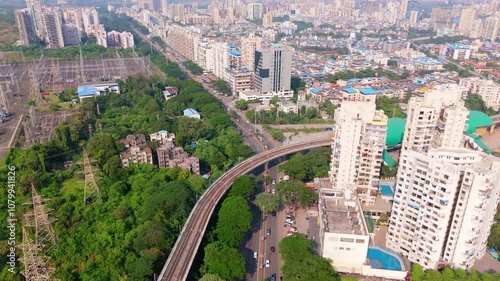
<box><xmin>23</xmin><ymin>186</ymin><xmax>58</xmax><ymax>251</ymax></box>
<box><xmin>19</xmin><ymin>226</ymin><xmax>56</xmax><ymax>281</ymax></box>
<box><xmin>79</xmin><ymin>149</ymin><xmax>101</xmax><ymax>205</ymax></box>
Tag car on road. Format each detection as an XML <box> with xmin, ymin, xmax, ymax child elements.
<box><xmin>254</xmin><ymin>252</ymin><xmax>258</xmax><ymax>259</ymax></box>
<box><xmin>271</xmin><ymin>189</ymin><xmax>276</xmax><ymax>194</ymax></box>
<box><xmin>271</xmin><ymin>273</ymin><xmax>276</xmax><ymax>281</ymax></box>
<box><xmin>271</xmin><ymin>246</ymin><xmax>275</xmax><ymax>253</ymax></box>
<box><xmin>272</xmin><ymin>179</ymin><xmax>276</xmax><ymax>185</ymax></box>
<box><xmin>266</xmin><ymin>229</ymin><xmax>271</xmax><ymax>236</ymax></box>
<box><xmin>271</xmin><ymin>211</ymin><xmax>276</xmax><ymax>217</ymax></box>
<box><xmin>290</xmin><ymin>226</ymin><xmax>298</xmax><ymax>233</ymax></box>
<box><xmin>266</xmin><ymin>260</ymin><xmax>270</xmax><ymax>267</ymax></box>
<box><xmin>285</xmin><ymin>218</ymin><xmax>295</xmax><ymax>225</ymax></box>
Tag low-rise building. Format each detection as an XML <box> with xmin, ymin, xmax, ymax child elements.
<box><xmin>411</xmin><ymin>56</ymin><xmax>444</xmax><ymax>71</ymax></box>
<box><xmin>119</xmin><ymin>134</ymin><xmax>153</xmax><ymax>167</ymax></box>
<box><xmin>149</xmin><ymin>130</ymin><xmax>175</xmax><ymax>143</ymax></box>
<box><xmin>77</xmin><ymin>83</ymin><xmax>120</xmax><ymax>101</ymax></box>
<box><xmin>224</xmin><ymin>67</ymin><xmax>253</xmax><ymax>95</ymax></box>
<box><xmin>157</xmin><ymin>142</ymin><xmax>200</xmax><ymax>174</ymax></box>
<box><xmin>318</xmin><ymin>179</ymin><xmax>408</xmax><ymax>280</ymax></box>
<box><xmin>238</xmin><ymin>89</ymin><xmax>293</xmax><ymax>102</ymax></box>
<box><xmin>183</xmin><ymin>108</ymin><xmax>201</xmax><ymax>119</ymax></box>
<box><xmin>163</xmin><ymin>87</ymin><xmax>179</xmax><ymax>100</ymax></box>
<box><xmin>279</xmin><ymin>101</ymin><xmax>298</xmax><ymax>114</ymax></box>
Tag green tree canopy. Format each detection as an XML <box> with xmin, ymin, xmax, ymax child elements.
<box><xmin>228</xmin><ymin>175</ymin><xmax>256</xmax><ymax>198</ymax></box>
<box><xmin>199</xmin><ymin>273</ymin><xmax>226</xmax><ymax>281</ymax></box>
<box><xmin>280</xmin><ymin>234</ymin><xmax>340</xmax><ymax>281</ymax></box>
<box><xmin>214</xmin><ymin>196</ymin><xmax>253</xmax><ymax>247</ymax></box>
<box><xmin>203</xmin><ymin>242</ymin><xmax>246</xmax><ymax>280</ymax></box>
<box><xmin>279</xmin><ymin>148</ymin><xmax>331</xmax><ymax>182</ymax></box>
<box><xmin>253</xmin><ymin>192</ymin><xmax>280</xmax><ymax>215</ymax></box>
<box><xmin>276</xmin><ymin>180</ymin><xmax>318</xmax><ymax>208</ymax></box>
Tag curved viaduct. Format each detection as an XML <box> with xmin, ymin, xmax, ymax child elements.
<box><xmin>158</xmin><ymin>137</ymin><xmax>332</xmax><ymax>281</ymax></box>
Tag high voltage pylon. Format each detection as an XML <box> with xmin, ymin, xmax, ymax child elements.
<box><xmin>79</xmin><ymin>149</ymin><xmax>101</xmax><ymax>204</ymax></box>
<box><xmin>23</xmin><ymin>186</ymin><xmax>58</xmax><ymax>251</ymax></box>
<box><xmin>20</xmin><ymin>186</ymin><xmax>59</xmax><ymax>281</ymax></box>
<box><xmin>19</xmin><ymin>226</ymin><xmax>57</xmax><ymax>281</ymax></box>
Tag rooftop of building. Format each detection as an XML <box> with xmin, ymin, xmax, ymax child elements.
<box><xmin>359</xmin><ymin>87</ymin><xmax>380</xmax><ymax>95</ymax></box>
<box><xmin>322</xmin><ymin>195</ymin><xmax>367</xmax><ymax>236</ymax></box>
<box><xmin>466</xmin><ymin>110</ymin><xmax>494</xmax><ymax>134</ymax></box>
<box><xmin>183</xmin><ymin>108</ymin><xmax>200</xmax><ymax>117</ymax></box>
<box><xmin>411</xmin><ymin>56</ymin><xmax>442</xmax><ymax>65</ymax></box>
<box><xmin>448</xmin><ymin>44</ymin><xmax>471</xmax><ymax>50</ymax></box>
<box><xmin>386</xmin><ymin>118</ymin><xmax>406</xmax><ymax>147</ymax></box>
<box><xmin>343</xmin><ymin>87</ymin><xmax>357</xmax><ymax>93</ymax></box>
<box><xmin>318</xmin><ymin>179</ymin><xmax>368</xmax><ymax>236</ymax></box>
<box><xmin>78</xmin><ymin>85</ymin><xmax>97</xmax><ymax>97</ymax></box>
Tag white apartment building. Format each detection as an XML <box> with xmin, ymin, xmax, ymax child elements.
<box><xmin>81</xmin><ymin>7</ymin><xmax>99</xmax><ymax>36</ymax></box>
<box><xmin>357</xmin><ymin>111</ymin><xmax>388</xmax><ymax>206</ymax></box>
<box><xmin>329</xmin><ymin>101</ymin><xmax>388</xmax><ymax>206</ymax></box>
<box><xmin>402</xmin><ymin>84</ymin><xmax>469</xmax><ymax>154</ymax></box>
<box><xmin>460</xmin><ymin>77</ymin><xmax>500</xmax><ymax>111</ymax></box>
<box><xmin>458</xmin><ymin>7</ymin><xmax>477</xmax><ymax>36</ymax></box>
<box><xmin>241</xmin><ymin>35</ymin><xmax>261</xmax><ymax>70</ymax></box>
<box><xmin>247</xmin><ymin>3</ymin><xmax>263</xmax><ymax>20</ymax></box>
<box><xmin>386</xmin><ymin>148</ymin><xmax>500</xmax><ymax>270</ymax></box>
<box><xmin>165</xmin><ymin>24</ymin><xmax>199</xmax><ymax>62</ymax></box>
<box><xmin>107</xmin><ymin>30</ymin><xmax>135</xmax><ymax>49</ymax></box>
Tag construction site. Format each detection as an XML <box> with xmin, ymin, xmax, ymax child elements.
<box><xmin>0</xmin><ymin>51</ymin><xmax>160</xmax><ymax>158</ymax></box>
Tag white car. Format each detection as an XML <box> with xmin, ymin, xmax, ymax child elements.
<box><xmin>290</xmin><ymin>226</ymin><xmax>298</xmax><ymax>233</ymax></box>
<box><xmin>272</xmin><ymin>179</ymin><xmax>276</xmax><ymax>185</ymax></box>
<box><xmin>285</xmin><ymin>218</ymin><xmax>295</xmax><ymax>225</ymax></box>
<box><xmin>266</xmin><ymin>260</ymin><xmax>270</xmax><ymax>268</ymax></box>
<box><xmin>254</xmin><ymin>252</ymin><xmax>258</xmax><ymax>259</ymax></box>
<box><xmin>271</xmin><ymin>189</ymin><xmax>276</xmax><ymax>194</ymax></box>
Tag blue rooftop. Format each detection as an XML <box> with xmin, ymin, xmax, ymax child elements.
<box><xmin>448</xmin><ymin>44</ymin><xmax>470</xmax><ymax>50</ymax></box>
<box><xmin>343</xmin><ymin>87</ymin><xmax>357</xmax><ymax>94</ymax></box>
<box><xmin>183</xmin><ymin>108</ymin><xmax>200</xmax><ymax>117</ymax></box>
<box><xmin>78</xmin><ymin>85</ymin><xmax>97</xmax><ymax>97</ymax></box>
<box><xmin>412</xmin><ymin>56</ymin><xmax>442</xmax><ymax>65</ymax></box>
<box><xmin>360</xmin><ymin>88</ymin><xmax>379</xmax><ymax>95</ymax></box>
<box><xmin>309</xmin><ymin>88</ymin><xmax>321</xmax><ymax>94</ymax></box>
<box><xmin>229</xmin><ymin>49</ymin><xmax>241</xmax><ymax>56</ymax></box>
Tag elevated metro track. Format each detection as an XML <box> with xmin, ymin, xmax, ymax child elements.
<box><xmin>158</xmin><ymin>137</ymin><xmax>332</xmax><ymax>281</ymax></box>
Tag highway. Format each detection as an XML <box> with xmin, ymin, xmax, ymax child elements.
<box><xmin>157</xmin><ymin>138</ymin><xmax>331</xmax><ymax>281</ymax></box>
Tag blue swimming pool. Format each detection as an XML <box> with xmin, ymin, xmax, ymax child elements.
<box><xmin>367</xmin><ymin>247</ymin><xmax>403</xmax><ymax>271</ymax></box>
<box><xmin>380</xmin><ymin>185</ymin><xmax>394</xmax><ymax>197</ymax></box>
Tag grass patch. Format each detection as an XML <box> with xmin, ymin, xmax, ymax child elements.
<box><xmin>340</xmin><ymin>277</ymin><xmax>358</xmax><ymax>281</ymax></box>
<box><xmin>262</xmin><ymin>124</ymin><xmax>284</xmax><ymax>141</ymax></box>
<box><xmin>61</xmin><ymin>177</ymin><xmax>84</xmax><ymax>197</ymax></box>
<box><xmin>0</xmin><ymin>22</ymin><xmax>19</xmax><ymax>48</ymax></box>
<box><xmin>37</xmin><ymin>93</ymin><xmax>77</xmax><ymax>112</ymax></box>
<box><xmin>277</xmin><ymin>127</ymin><xmax>324</xmax><ymax>134</ymax></box>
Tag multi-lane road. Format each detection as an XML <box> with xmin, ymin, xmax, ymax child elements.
<box><xmin>157</xmin><ymin>138</ymin><xmax>331</xmax><ymax>281</ymax></box>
